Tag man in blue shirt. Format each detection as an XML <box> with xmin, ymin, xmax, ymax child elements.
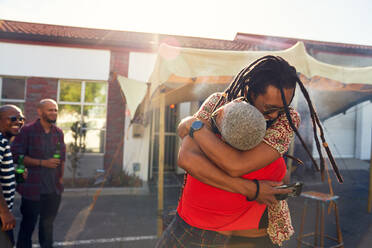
<box><xmin>0</xmin><ymin>105</ymin><xmax>25</xmax><ymax>248</ymax></box>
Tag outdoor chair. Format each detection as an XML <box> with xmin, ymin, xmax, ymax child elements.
<box><xmin>296</xmin><ymin>191</ymin><xmax>344</xmax><ymax>248</ymax></box>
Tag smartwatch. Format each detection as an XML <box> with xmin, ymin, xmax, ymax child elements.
<box><xmin>189</xmin><ymin>120</ymin><xmax>204</xmax><ymax>138</ymax></box>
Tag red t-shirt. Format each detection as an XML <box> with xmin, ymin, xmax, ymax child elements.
<box><xmin>177</xmin><ymin>157</ymin><xmax>286</xmax><ymax>231</ymax></box>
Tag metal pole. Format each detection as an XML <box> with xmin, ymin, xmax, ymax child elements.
<box><xmin>368</xmin><ymin>148</ymin><xmax>372</xmax><ymax>213</ymax></box>
<box><xmin>320</xmin><ymin>202</ymin><xmax>325</xmax><ymax>247</ymax></box>
<box><xmin>149</xmin><ymin>109</ymin><xmax>156</xmax><ymax>180</ymax></box>
<box><xmin>157</xmin><ymin>92</ymin><xmax>166</xmax><ymax>236</ymax></box>
<box><xmin>297</xmin><ymin>199</ymin><xmax>308</xmax><ymax>248</ymax></box>
<box><xmin>334</xmin><ymin>203</ymin><xmax>344</xmax><ymax>248</ymax></box>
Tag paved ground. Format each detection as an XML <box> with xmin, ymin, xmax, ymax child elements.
<box><xmin>286</xmin><ymin>162</ymin><xmax>372</xmax><ymax>248</ymax></box>
<box><xmin>10</xmin><ymin>159</ymin><xmax>372</xmax><ymax>247</ymax></box>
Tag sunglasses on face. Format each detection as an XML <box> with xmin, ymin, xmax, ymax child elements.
<box><xmin>9</xmin><ymin>116</ymin><xmax>26</xmax><ymax>122</ymax></box>
<box><xmin>262</xmin><ymin>107</ymin><xmax>286</xmax><ymax>116</ymax></box>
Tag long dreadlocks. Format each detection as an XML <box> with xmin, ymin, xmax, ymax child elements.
<box><xmin>218</xmin><ymin>55</ymin><xmax>343</xmax><ymax>183</ymax></box>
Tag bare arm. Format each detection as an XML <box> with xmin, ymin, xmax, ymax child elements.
<box><xmin>194</xmin><ymin>127</ymin><xmax>280</xmax><ymax>176</ymax></box>
<box><xmin>0</xmin><ymin>187</ymin><xmax>15</xmax><ymax>231</ymax></box>
<box><xmin>178</xmin><ymin>136</ymin><xmax>290</xmax><ymax>205</ymax></box>
<box><xmin>178</xmin><ymin>116</ymin><xmax>280</xmax><ymax>177</ymax></box>
<box><xmin>178</xmin><ymin>136</ymin><xmax>252</xmax><ymax>194</ymax></box>
<box><xmin>24</xmin><ymin>156</ymin><xmax>61</xmax><ymax>169</ymax></box>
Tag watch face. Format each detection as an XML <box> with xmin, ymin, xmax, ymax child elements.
<box><xmin>191</xmin><ymin>121</ymin><xmax>203</xmax><ymax>130</ymax></box>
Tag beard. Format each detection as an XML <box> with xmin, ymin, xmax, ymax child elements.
<box><xmin>47</xmin><ymin>118</ymin><xmax>57</xmax><ymax>124</ymax></box>
<box><xmin>42</xmin><ymin>113</ymin><xmax>57</xmax><ymax>124</ymax></box>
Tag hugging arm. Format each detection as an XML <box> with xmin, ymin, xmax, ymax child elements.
<box><xmin>178</xmin><ymin>136</ymin><xmax>288</xmax><ymax>205</ymax></box>
<box><xmin>178</xmin><ymin>117</ymin><xmax>280</xmax><ymax>177</ymax></box>
<box><xmin>194</xmin><ymin>127</ymin><xmax>279</xmax><ymax>177</ymax></box>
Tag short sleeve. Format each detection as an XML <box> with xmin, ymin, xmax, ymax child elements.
<box><xmin>263</xmin><ymin>108</ymin><xmax>301</xmax><ymax>155</ymax></box>
<box><xmin>59</xmin><ymin>130</ymin><xmax>67</xmax><ymax>162</ymax></box>
<box><xmin>0</xmin><ymin>137</ymin><xmax>6</xmax><ymax>160</ymax></box>
<box><xmin>193</xmin><ymin>92</ymin><xmax>227</xmax><ymax>121</ymax></box>
<box><xmin>10</xmin><ymin>126</ymin><xmax>28</xmax><ymax>162</ymax></box>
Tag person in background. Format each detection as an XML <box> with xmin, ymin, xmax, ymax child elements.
<box><xmin>12</xmin><ymin>99</ymin><xmax>66</xmax><ymax>248</ymax></box>
<box><xmin>0</xmin><ymin>105</ymin><xmax>25</xmax><ymax>248</ymax></box>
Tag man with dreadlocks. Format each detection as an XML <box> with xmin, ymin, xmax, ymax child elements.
<box><xmin>157</xmin><ymin>56</ymin><xmax>343</xmax><ymax>247</ymax></box>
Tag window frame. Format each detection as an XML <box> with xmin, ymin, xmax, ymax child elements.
<box><xmin>57</xmin><ymin>80</ymin><xmax>108</xmax><ymax>154</ymax></box>
<box><xmin>0</xmin><ymin>76</ymin><xmax>27</xmax><ymax>104</ymax></box>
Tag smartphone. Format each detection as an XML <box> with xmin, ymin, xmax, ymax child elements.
<box><xmin>275</xmin><ymin>181</ymin><xmax>303</xmax><ymax>200</ymax></box>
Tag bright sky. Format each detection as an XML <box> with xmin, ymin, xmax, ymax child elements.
<box><xmin>1</xmin><ymin>0</ymin><xmax>372</xmax><ymax>46</ymax></box>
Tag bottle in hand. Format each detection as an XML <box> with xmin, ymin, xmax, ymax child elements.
<box><xmin>15</xmin><ymin>155</ymin><xmax>25</xmax><ymax>184</ymax></box>
<box><xmin>53</xmin><ymin>142</ymin><xmax>61</xmax><ymax>159</ymax></box>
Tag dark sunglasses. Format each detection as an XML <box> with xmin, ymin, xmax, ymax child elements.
<box><xmin>210</xmin><ymin>112</ymin><xmax>221</xmax><ymax>136</ymax></box>
<box><xmin>9</xmin><ymin>116</ymin><xmax>26</xmax><ymax>122</ymax></box>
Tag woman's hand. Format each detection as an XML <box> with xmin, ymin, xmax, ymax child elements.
<box><xmin>256</xmin><ymin>181</ymin><xmax>292</xmax><ymax>206</ymax></box>
<box><xmin>177</xmin><ymin>116</ymin><xmax>197</xmax><ymax>139</ymax></box>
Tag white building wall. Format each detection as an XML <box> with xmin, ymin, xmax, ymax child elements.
<box><xmin>123</xmin><ymin>120</ymin><xmax>152</xmax><ymax>180</ymax></box>
<box><xmin>311</xmin><ymin>52</ymin><xmax>372</xmax><ymax>159</ymax></box>
<box><xmin>355</xmin><ymin>101</ymin><xmax>372</xmax><ymax>160</ymax></box>
<box><xmin>313</xmin><ymin>101</ymin><xmax>372</xmax><ymax>160</ymax></box>
<box><xmin>0</xmin><ymin>42</ymin><xmax>110</xmax><ymax>80</ymax></box>
<box><xmin>123</xmin><ymin>52</ymin><xmax>157</xmax><ymax>181</ymax></box>
<box><xmin>313</xmin><ymin>107</ymin><xmax>356</xmax><ymax>158</ymax></box>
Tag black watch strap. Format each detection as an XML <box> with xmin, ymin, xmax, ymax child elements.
<box><xmin>189</xmin><ymin>120</ymin><xmax>204</xmax><ymax>138</ymax></box>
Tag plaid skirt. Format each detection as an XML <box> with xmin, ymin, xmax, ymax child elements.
<box><xmin>155</xmin><ymin>213</ymin><xmax>229</xmax><ymax>248</ymax></box>
<box><xmin>226</xmin><ymin>235</ymin><xmax>280</xmax><ymax>248</ymax></box>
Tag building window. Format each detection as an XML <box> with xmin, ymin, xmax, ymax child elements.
<box><xmin>58</xmin><ymin>80</ymin><xmax>107</xmax><ymax>153</ymax></box>
<box><xmin>0</xmin><ymin>77</ymin><xmax>26</xmax><ymax>109</ymax></box>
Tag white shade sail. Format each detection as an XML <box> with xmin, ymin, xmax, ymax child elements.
<box><xmin>119</xmin><ymin>41</ymin><xmax>372</xmax><ymax>121</ymax></box>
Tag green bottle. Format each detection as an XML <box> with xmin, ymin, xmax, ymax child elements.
<box><xmin>53</xmin><ymin>142</ymin><xmax>61</xmax><ymax>159</ymax></box>
<box><xmin>15</xmin><ymin>155</ymin><xmax>25</xmax><ymax>184</ymax></box>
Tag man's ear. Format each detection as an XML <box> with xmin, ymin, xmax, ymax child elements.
<box><xmin>37</xmin><ymin>108</ymin><xmax>42</xmax><ymax>116</ymax></box>
<box><xmin>248</xmin><ymin>91</ymin><xmax>256</xmax><ymax>102</ymax></box>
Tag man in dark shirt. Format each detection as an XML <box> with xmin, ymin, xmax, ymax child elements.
<box><xmin>12</xmin><ymin>99</ymin><xmax>66</xmax><ymax>248</ymax></box>
<box><xmin>0</xmin><ymin>105</ymin><xmax>25</xmax><ymax>248</ymax></box>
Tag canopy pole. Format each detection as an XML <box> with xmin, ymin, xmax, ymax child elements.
<box><xmin>157</xmin><ymin>92</ymin><xmax>166</xmax><ymax>236</ymax></box>
<box><xmin>149</xmin><ymin>110</ymin><xmax>156</xmax><ymax>180</ymax></box>
<box><xmin>368</xmin><ymin>149</ymin><xmax>372</xmax><ymax>213</ymax></box>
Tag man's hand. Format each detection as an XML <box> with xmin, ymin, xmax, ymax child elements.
<box><xmin>0</xmin><ymin>211</ymin><xmax>16</xmax><ymax>231</ymax></box>
<box><xmin>22</xmin><ymin>168</ymin><xmax>28</xmax><ymax>180</ymax></box>
<box><xmin>256</xmin><ymin>181</ymin><xmax>292</xmax><ymax>206</ymax></box>
<box><xmin>177</xmin><ymin>116</ymin><xmax>197</xmax><ymax>139</ymax></box>
<box><xmin>42</xmin><ymin>158</ymin><xmax>60</xmax><ymax>169</ymax></box>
